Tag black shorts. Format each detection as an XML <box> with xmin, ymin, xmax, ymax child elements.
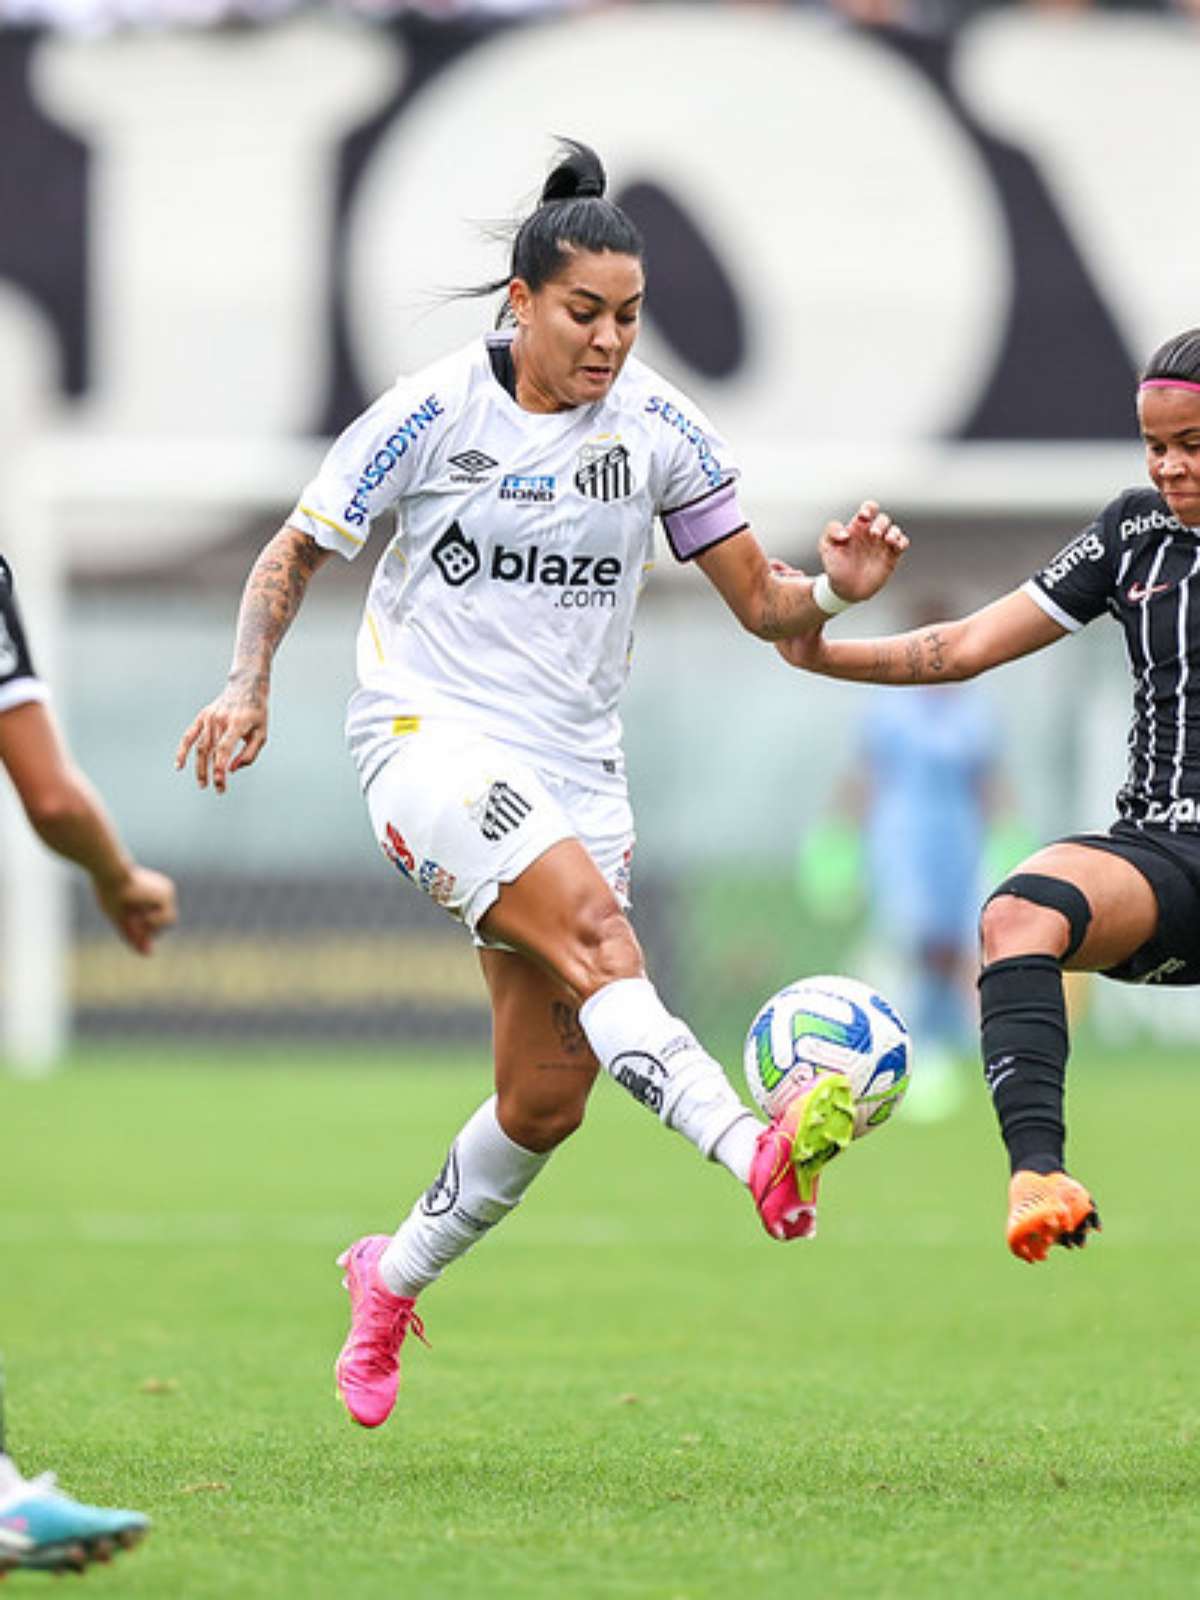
<box><xmin>1063</xmin><ymin>821</ymin><xmax>1200</xmax><ymax>986</ymax></box>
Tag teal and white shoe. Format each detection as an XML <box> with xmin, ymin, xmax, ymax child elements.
<box><xmin>0</xmin><ymin>1470</ymin><xmax>149</xmax><ymax>1573</ymax></box>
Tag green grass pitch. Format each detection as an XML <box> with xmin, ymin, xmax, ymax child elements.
<box><xmin>3</xmin><ymin>1048</ymin><xmax>1198</xmax><ymax>1598</ymax></box>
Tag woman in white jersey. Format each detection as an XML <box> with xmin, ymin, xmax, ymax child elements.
<box><xmin>177</xmin><ymin>139</ymin><xmax>907</xmax><ymax>1429</ymax></box>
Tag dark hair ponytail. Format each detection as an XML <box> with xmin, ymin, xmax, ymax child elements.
<box><xmin>1141</xmin><ymin>328</ymin><xmax>1200</xmax><ymax>386</ymax></box>
<box><xmin>462</xmin><ymin>138</ymin><xmax>644</xmax><ymax>324</ymax></box>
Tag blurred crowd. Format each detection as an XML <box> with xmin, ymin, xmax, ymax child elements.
<box><xmin>0</xmin><ymin>0</ymin><xmax>1197</xmax><ymax>37</ymax></box>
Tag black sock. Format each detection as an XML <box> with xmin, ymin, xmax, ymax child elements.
<box><xmin>979</xmin><ymin>954</ymin><xmax>1068</xmax><ymax>1175</ymax></box>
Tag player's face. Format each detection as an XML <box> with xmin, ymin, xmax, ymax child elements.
<box><xmin>510</xmin><ymin>249</ymin><xmax>644</xmax><ymax>413</ymax></box>
<box><xmin>1139</xmin><ymin>384</ymin><xmax>1200</xmax><ymax>526</ymax></box>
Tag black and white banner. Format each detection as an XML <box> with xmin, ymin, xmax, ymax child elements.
<box><xmin>0</xmin><ymin>8</ymin><xmax>1196</xmax><ymax>566</ymax></box>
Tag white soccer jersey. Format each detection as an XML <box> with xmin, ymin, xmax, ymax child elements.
<box><xmin>289</xmin><ymin>332</ymin><xmax>742</xmax><ymax>792</ymax></box>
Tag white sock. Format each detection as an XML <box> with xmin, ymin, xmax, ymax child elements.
<box><xmin>379</xmin><ymin>1095</ymin><xmax>550</xmax><ymax>1299</ymax></box>
<box><xmin>579</xmin><ymin>976</ymin><xmax>760</xmax><ymax>1181</ymax></box>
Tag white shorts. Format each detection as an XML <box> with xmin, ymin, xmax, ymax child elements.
<box><xmin>365</xmin><ymin>725</ymin><xmax>635</xmax><ymax>938</ymax></box>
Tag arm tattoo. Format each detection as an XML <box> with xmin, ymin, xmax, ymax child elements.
<box><xmin>228</xmin><ymin>530</ymin><xmax>326</xmax><ymax>695</ymax></box>
<box><xmin>923</xmin><ymin>627</ymin><xmax>947</xmax><ymax>675</ymax></box>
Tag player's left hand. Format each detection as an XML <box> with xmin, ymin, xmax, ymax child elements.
<box><xmin>94</xmin><ymin>864</ymin><xmax>178</xmax><ymax>955</ymax></box>
<box><xmin>818</xmin><ymin>500</ymin><xmax>908</xmax><ymax>604</ymax></box>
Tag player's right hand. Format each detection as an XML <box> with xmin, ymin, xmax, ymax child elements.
<box><xmin>95</xmin><ymin>863</ymin><xmax>178</xmax><ymax>955</ymax></box>
<box><xmin>175</xmin><ymin>687</ymin><xmax>269</xmax><ymax>794</ymax></box>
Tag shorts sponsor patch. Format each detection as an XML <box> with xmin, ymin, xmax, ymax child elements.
<box><xmin>381</xmin><ymin>822</ymin><xmax>415</xmax><ymax>878</ymax></box>
<box><xmin>418</xmin><ymin>858</ymin><xmax>457</xmax><ymax>906</ymax></box>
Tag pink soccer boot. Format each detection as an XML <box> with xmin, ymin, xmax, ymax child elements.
<box><xmin>335</xmin><ymin>1234</ymin><xmax>427</xmax><ymax>1427</ymax></box>
<box><xmin>748</xmin><ymin>1073</ymin><xmax>855</xmax><ymax>1241</ymax></box>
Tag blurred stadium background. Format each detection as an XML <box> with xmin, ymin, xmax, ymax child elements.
<box><xmin>2</xmin><ymin>0</ymin><xmax>1200</xmax><ymax>1070</ymax></box>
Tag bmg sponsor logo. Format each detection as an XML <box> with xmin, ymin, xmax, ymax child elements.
<box><xmin>1040</xmin><ymin>531</ymin><xmax>1105</xmax><ymax>588</ymax></box>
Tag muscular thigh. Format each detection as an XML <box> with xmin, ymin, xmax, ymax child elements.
<box><xmin>1017</xmin><ymin>842</ymin><xmax>1159</xmax><ymax>971</ymax></box>
<box><xmin>480</xmin><ymin>948</ymin><xmax>601</xmax><ymax>1142</ymax></box>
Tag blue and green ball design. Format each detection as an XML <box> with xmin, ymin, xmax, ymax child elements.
<box><xmin>744</xmin><ymin>974</ymin><xmax>911</xmax><ymax>1138</ymax></box>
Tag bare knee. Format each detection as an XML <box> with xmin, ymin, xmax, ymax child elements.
<box><xmin>564</xmin><ymin>896</ymin><xmax>644</xmax><ymax>1000</ymax></box>
<box><xmin>979</xmin><ymin>891</ymin><xmax>1072</xmax><ymax>965</ymax></box>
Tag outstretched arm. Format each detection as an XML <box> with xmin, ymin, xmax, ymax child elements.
<box><xmin>697</xmin><ymin>501</ymin><xmax>908</xmax><ymax>641</ymax></box>
<box><xmin>0</xmin><ymin>701</ymin><xmax>177</xmax><ymax>954</ymax></box>
<box><xmin>175</xmin><ymin>524</ymin><xmax>331</xmax><ymax>792</ymax></box>
<box><xmin>776</xmin><ymin>588</ymin><xmax>1067</xmax><ymax>683</ymax></box>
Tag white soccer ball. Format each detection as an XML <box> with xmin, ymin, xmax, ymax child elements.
<box><xmin>743</xmin><ymin>974</ymin><xmax>911</xmax><ymax>1138</ymax></box>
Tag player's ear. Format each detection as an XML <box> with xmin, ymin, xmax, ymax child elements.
<box><xmin>509</xmin><ymin>277</ymin><xmax>534</xmax><ymax>327</ymax></box>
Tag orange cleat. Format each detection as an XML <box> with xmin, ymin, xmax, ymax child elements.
<box><xmin>1006</xmin><ymin>1170</ymin><xmax>1100</xmax><ymax>1264</ymax></box>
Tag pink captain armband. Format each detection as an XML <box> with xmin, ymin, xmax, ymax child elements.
<box><xmin>660</xmin><ymin>480</ymin><xmax>748</xmax><ymax>562</ymax></box>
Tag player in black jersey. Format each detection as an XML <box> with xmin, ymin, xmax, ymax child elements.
<box><xmin>775</xmin><ymin>327</ymin><xmax>1200</xmax><ymax>1263</ymax></box>
<box><xmin>0</xmin><ymin>555</ymin><xmax>175</xmax><ymax>1573</ymax></box>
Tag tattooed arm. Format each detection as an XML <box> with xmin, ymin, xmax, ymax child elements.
<box><xmin>697</xmin><ymin>501</ymin><xmax>908</xmax><ymax>641</ymax></box>
<box><xmin>775</xmin><ymin>589</ymin><xmax>1067</xmax><ymax>683</ymax></box>
<box><xmin>176</xmin><ymin>525</ymin><xmax>332</xmax><ymax>792</ymax></box>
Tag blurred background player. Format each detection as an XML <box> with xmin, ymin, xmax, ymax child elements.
<box><xmin>835</xmin><ymin>592</ymin><xmax>1014</xmax><ymax>1121</ymax></box>
<box><xmin>0</xmin><ymin>551</ymin><xmax>174</xmax><ymax>1573</ymax></box>
<box><xmin>776</xmin><ymin>327</ymin><xmax>1200</xmax><ymax>1265</ymax></box>
<box><xmin>177</xmin><ymin>138</ymin><xmax>907</xmax><ymax>1430</ymax></box>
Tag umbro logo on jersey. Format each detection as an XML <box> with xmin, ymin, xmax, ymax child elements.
<box><xmin>432</xmin><ymin>522</ymin><xmax>481</xmax><ymax>586</ymax></box>
<box><xmin>576</xmin><ymin>441</ymin><xmax>633</xmax><ymax>503</ymax></box>
<box><xmin>1127</xmin><ymin>581</ymin><xmax>1173</xmax><ymax>603</ymax></box>
<box><xmin>449</xmin><ymin>449</ymin><xmax>498</xmax><ymax>474</ymax></box>
<box><xmin>477</xmin><ymin>781</ymin><xmax>532</xmax><ymax>842</ymax></box>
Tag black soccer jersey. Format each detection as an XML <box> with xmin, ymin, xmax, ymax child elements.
<box><xmin>1026</xmin><ymin>488</ymin><xmax>1200</xmax><ymax>832</ymax></box>
<box><xmin>0</xmin><ymin>554</ymin><xmax>46</xmax><ymax>715</ymax></box>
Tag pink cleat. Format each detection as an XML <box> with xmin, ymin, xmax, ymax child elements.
<box><xmin>334</xmin><ymin>1234</ymin><xmax>427</xmax><ymax>1428</ymax></box>
<box><xmin>748</xmin><ymin>1073</ymin><xmax>855</xmax><ymax>1241</ymax></box>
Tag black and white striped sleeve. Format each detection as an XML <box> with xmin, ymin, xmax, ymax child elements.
<box><xmin>0</xmin><ymin>556</ymin><xmax>49</xmax><ymax>716</ymax></box>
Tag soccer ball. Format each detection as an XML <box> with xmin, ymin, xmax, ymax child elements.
<box><xmin>743</xmin><ymin>974</ymin><xmax>911</xmax><ymax>1138</ymax></box>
